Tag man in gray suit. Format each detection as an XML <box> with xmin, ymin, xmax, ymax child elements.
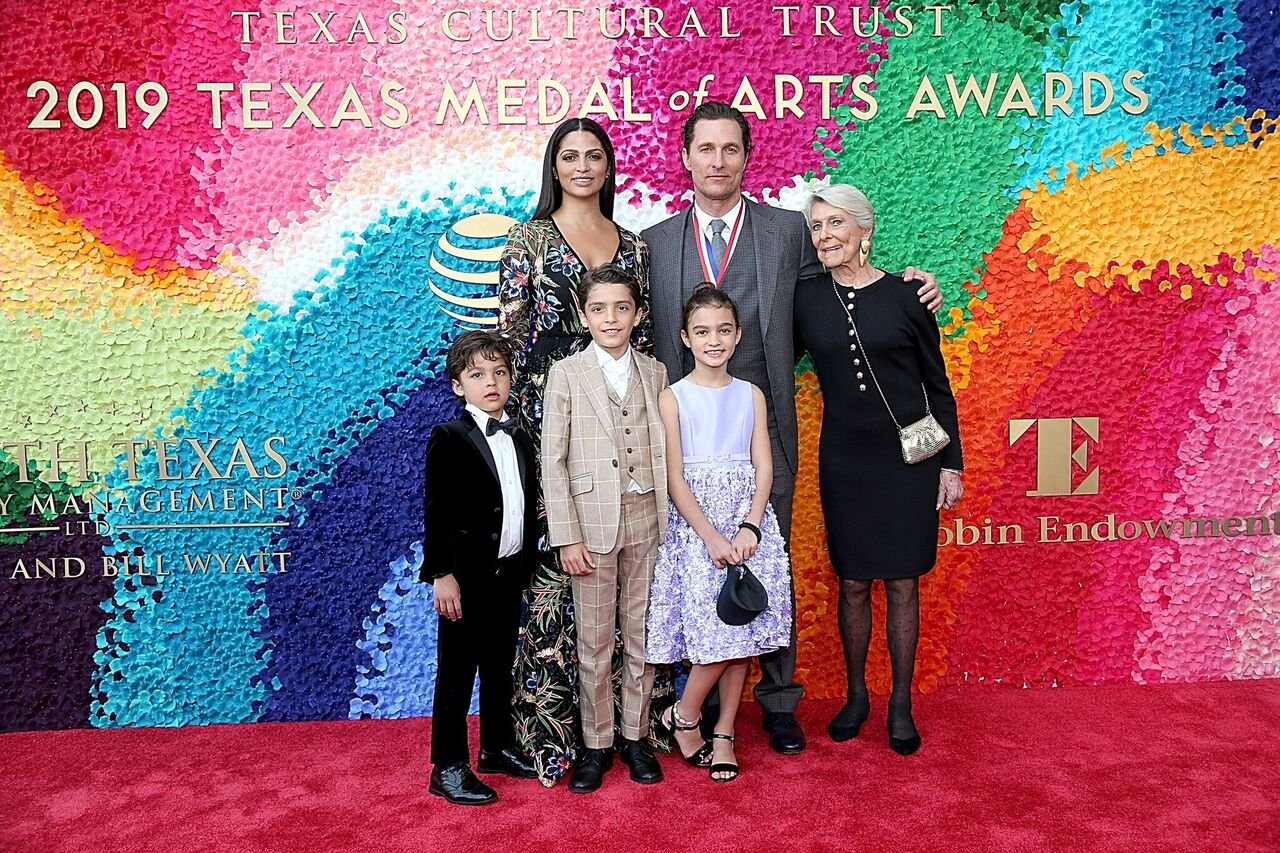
<box><xmin>642</xmin><ymin>101</ymin><xmax>941</xmax><ymax>754</ymax></box>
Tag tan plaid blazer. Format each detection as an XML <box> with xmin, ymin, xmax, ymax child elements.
<box><xmin>542</xmin><ymin>348</ymin><xmax>669</xmax><ymax>553</ymax></box>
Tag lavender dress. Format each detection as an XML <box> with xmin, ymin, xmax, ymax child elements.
<box><xmin>646</xmin><ymin>378</ymin><xmax>793</xmax><ymax>665</ymax></box>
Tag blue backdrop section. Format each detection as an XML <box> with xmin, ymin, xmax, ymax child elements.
<box><xmin>351</xmin><ymin>544</ymin><xmax>480</xmax><ymax>720</ymax></box>
<box><xmin>1235</xmin><ymin>0</ymin><xmax>1280</xmax><ymax>117</ymax></box>
<box><xmin>1018</xmin><ymin>0</ymin><xmax>1249</xmax><ymax>194</ymax></box>
<box><xmin>1</xmin><ymin>495</ymin><xmax>113</xmax><ymax>731</ymax></box>
<box><xmin>93</xmin><ymin>189</ymin><xmax>529</xmax><ymax>727</ymax></box>
<box><xmin>260</xmin><ymin>372</ymin><xmax>456</xmax><ymax>721</ymax></box>
<box><xmin>1019</xmin><ymin>0</ymin><xmax>1250</xmax><ymax>194</ymax></box>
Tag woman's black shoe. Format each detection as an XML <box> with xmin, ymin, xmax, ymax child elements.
<box><xmin>657</xmin><ymin>704</ymin><xmax>712</xmax><ymax>767</ymax></box>
<box><xmin>827</xmin><ymin>695</ymin><xmax>870</xmax><ymax>742</ymax></box>
<box><xmin>707</xmin><ymin>732</ymin><xmax>739</xmax><ymax>783</ymax></box>
<box><xmin>888</xmin><ymin>732</ymin><xmax>922</xmax><ymax>756</ymax></box>
<box><xmin>886</xmin><ymin>693</ymin><xmax>920</xmax><ymax>755</ymax></box>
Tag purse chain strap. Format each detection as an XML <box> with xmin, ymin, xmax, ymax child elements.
<box><xmin>831</xmin><ymin>277</ymin><xmax>931</xmax><ymax>433</ymax></box>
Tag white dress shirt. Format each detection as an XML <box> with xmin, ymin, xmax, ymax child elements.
<box><xmin>465</xmin><ymin>403</ymin><xmax>524</xmax><ymax>558</ymax></box>
<box><xmin>593</xmin><ymin>341</ymin><xmax>633</xmax><ymax>400</ymax></box>
<box><xmin>692</xmin><ymin>196</ymin><xmax>744</xmax><ymax>274</ymax></box>
<box><xmin>591</xmin><ymin>343</ymin><xmax>649</xmax><ymax>494</ymax></box>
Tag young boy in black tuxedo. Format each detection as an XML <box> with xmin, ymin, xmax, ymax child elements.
<box><xmin>423</xmin><ymin>330</ymin><xmax>539</xmax><ymax>805</ymax></box>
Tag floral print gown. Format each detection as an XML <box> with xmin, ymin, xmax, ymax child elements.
<box><xmin>498</xmin><ymin>217</ymin><xmax>673</xmax><ymax>785</ymax></box>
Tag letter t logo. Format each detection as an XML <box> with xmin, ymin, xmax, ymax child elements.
<box><xmin>1009</xmin><ymin>417</ymin><xmax>1100</xmax><ymax>496</ymax></box>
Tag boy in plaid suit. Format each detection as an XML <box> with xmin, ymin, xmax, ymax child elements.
<box><xmin>542</xmin><ymin>265</ymin><xmax>669</xmax><ymax>793</ymax></box>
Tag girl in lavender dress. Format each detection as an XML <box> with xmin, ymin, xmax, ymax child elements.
<box><xmin>646</xmin><ymin>284</ymin><xmax>793</xmax><ymax>783</ymax></box>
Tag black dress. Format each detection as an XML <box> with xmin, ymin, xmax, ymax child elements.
<box><xmin>794</xmin><ymin>271</ymin><xmax>963</xmax><ymax>580</ymax></box>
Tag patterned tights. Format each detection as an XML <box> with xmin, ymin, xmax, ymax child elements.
<box><xmin>833</xmin><ymin>577</ymin><xmax>920</xmax><ymax>740</ymax></box>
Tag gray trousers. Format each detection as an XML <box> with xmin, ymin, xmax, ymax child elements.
<box><xmin>706</xmin><ymin>437</ymin><xmax>804</xmax><ymax>717</ymax></box>
<box><xmin>753</xmin><ymin>439</ymin><xmax>803</xmax><ymax>715</ymax></box>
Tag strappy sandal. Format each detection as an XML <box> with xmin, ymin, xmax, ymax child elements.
<box><xmin>657</xmin><ymin>704</ymin><xmax>713</xmax><ymax>767</ymax></box>
<box><xmin>708</xmin><ymin>732</ymin><xmax>740</xmax><ymax>783</ymax></box>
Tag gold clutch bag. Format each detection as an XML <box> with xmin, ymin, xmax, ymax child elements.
<box><xmin>898</xmin><ymin>409</ymin><xmax>950</xmax><ymax>465</ymax></box>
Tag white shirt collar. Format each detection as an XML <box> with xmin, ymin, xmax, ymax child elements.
<box><xmin>592</xmin><ymin>342</ymin><xmax>633</xmax><ymax>397</ymax></box>
<box><xmin>592</xmin><ymin>341</ymin><xmax>632</xmax><ymax>370</ymax></box>
<box><xmin>693</xmin><ymin>196</ymin><xmax>744</xmax><ymax>240</ymax></box>
<box><xmin>465</xmin><ymin>402</ymin><xmax>508</xmax><ymax>432</ymax></box>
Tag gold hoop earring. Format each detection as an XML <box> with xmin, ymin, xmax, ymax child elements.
<box><xmin>858</xmin><ymin>237</ymin><xmax>871</xmax><ymax>266</ymax></box>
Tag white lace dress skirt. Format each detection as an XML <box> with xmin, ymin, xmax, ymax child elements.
<box><xmin>645</xmin><ymin>459</ymin><xmax>792</xmax><ymax>665</ymax></box>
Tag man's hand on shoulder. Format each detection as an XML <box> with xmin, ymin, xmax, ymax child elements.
<box><xmin>903</xmin><ymin>266</ymin><xmax>943</xmax><ymax>313</ymax></box>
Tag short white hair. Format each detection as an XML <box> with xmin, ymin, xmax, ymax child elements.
<box><xmin>806</xmin><ymin>183</ymin><xmax>875</xmax><ymax>233</ymax></box>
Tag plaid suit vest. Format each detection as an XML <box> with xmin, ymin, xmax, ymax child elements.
<box><xmin>608</xmin><ymin>375</ymin><xmax>654</xmax><ymax>493</ymax></box>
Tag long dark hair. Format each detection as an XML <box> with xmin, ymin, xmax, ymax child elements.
<box><xmin>532</xmin><ymin>117</ymin><xmax>616</xmax><ymax>221</ymax></box>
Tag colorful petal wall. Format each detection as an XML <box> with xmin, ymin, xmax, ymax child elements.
<box><xmin>0</xmin><ymin>0</ymin><xmax>1276</xmax><ymax>731</ymax></box>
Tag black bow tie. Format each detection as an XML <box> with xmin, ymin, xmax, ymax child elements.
<box><xmin>486</xmin><ymin>417</ymin><xmax>518</xmax><ymax>437</ymax></box>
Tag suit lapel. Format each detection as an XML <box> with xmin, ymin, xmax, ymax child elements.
<box><xmin>666</xmin><ymin>209</ymin><xmax>695</xmax><ymax>361</ymax></box>
<box><xmin>463</xmin><ymin>414</ymin><xmax>499</xmax><ymax>484</ymax></box>
<box><xmin>636</xmin><ymin>357</ymin><xmax>659</xmax><ymax>425</ymax></box>
<box><xmin>635</xmin><ymin>358</ymin><xmax>666</xmax><ymax>492</ymax></box>
<box><xmin>578</xmin><ymin>350</ymin><xmax>617</xmax><ymax>436</ymax></box>
<box><xmin>748</xmin><ymin>201</ymin><xmax>780</xmax><ymax>338</ymax></box>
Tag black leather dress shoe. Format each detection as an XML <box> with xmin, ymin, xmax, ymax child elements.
<box><xmin>618</xmin><ymin>738</ymin><xmax>663</xmax><ymax>784</ymax></box>
<box><xmin>762</xmin><ymin>712</ymin><xmax>807</xmax><ymax>755</ymax></box>
<box><xmin>429</xmin><ymin>763</ymin><xmax>497</xmax><ymax>805</ymax></box>
<box><xmin>477</xmin><ymin>747</ymin><xmax>537</xmax><ymax>779</ymax></box>
<box><xmin>568</xmin><ymin>748</ymin><xmax>613</xmax><ymax>794</ymax></box>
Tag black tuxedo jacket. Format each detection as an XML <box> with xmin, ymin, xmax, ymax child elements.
<box><xmin>420</xmin><ymin>412</ymin><xmax>539</xmax><ymax>588</ymax></box>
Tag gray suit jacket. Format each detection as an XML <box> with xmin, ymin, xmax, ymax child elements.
<box><xmin>642</xmin><ymin>198</ymin><xmax>822</xmax><ymax>476</ymax></box>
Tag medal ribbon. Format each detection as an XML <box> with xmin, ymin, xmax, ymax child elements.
<box><xmin>692</xmin><ymin>209</ymin><xmax>744</xmax><ymax>285</ymax></box>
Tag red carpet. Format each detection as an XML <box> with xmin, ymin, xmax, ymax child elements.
<box><xmin>2</xmin><ymin>681</ymin><xmax>1277</xmax><ymax>852</ymax></box>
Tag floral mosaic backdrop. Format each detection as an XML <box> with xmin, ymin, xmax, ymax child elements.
<box><xmin>1</xmin><ymin>0</ymin><xmax>1277</xmax><ymax>732</ymax></box>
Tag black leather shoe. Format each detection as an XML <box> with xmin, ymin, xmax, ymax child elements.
<box><xmin>568</xmin><ymin>747</ymin><xmax>613</xmax><ymax>794</ymax></box>
<box><xmin>428</xmin><ymin>763</ymin><xmax>497</xmax><ymax>805</ymax></box>
<box><xmin>477</xmin><ymin>746</ymin><xmax>537</xmax><ymax>779</ymax></box>
<box><xmin>618</xmin><ymin>738</ymin><xmax>663</xmax><ymax>784</ymax></box>
<box><xmin>828</xmin><ymin>694</ymin><xmax>871</xmax><ymax>743</ymax></box>
<box><xmin>762</xmin><ymin>712</ymin><xmax>807</xmax><ymax>755</ymax></box>
<box><xmin>887</xmin><ymin>694</ymin><xmax>921</xmax><ymax>756</ymax></box>
<box><xmin>889</xmin><ymin>731</ymin><xmax>922</xmax><ymax>756</ymax></box>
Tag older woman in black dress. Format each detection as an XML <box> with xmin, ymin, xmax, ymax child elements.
<box><xmin>794</xmin><ymin>183</ymin><xmax>963</xmax><ymax>755</ymax></box>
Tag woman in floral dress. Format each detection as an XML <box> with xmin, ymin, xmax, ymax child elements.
<box><xmin>499</xmin><ymin>117</ymin><xmax>671</xmax><ymax>785</ymax></box>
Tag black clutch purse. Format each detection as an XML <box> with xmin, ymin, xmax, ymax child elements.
<box><xmin>717</xmin><ymin>563</ymin><xmax>769</xmax><ymax>626</ymax></box>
